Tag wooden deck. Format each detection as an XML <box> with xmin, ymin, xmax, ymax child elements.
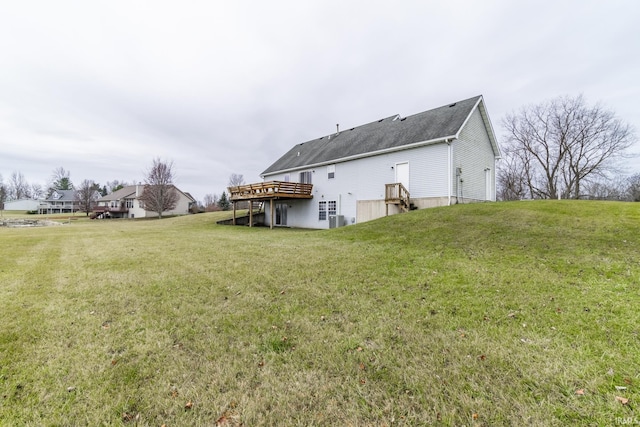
<box><xmin>228</xmin><ymin>181</ymin><xmax>313</xmax><ymax>201</ymax></box>
<box><xmin>226</xmin><ymin>181</ymin><xmax>313</xmax><ymax>229</ymax></box>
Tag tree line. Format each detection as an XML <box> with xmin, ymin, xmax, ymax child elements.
<box><xmin>0</xmin><ymin>160</ymin><xmax>247</xmax><ymax>216</ymax></box>
<box><xmin>0</xmin><ymin>160</ymin><xmax>185</xmax><ymax>218</ymax></box>
<box><xmin>498</xmin><ymin>94</ymin><xmax>638</xmax><ymax>201</ymax></box>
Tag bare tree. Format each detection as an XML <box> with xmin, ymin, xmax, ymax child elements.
<box><xmin>497</xmin><ymin>154</ymin><xmax>529</xmax><ymax>200</ymax></box>
<box><xmin>228</xmin><ymin>173</ymin><xmax>245</xmax><ymax>187</ymax></box>
<box><xmin>8</xmin><ymin>171</ymin><xmax>30</xmax><ymax>200</ymax></box>
<box><xmin>76</xmin><ymin>179</ymin><xmax>99</xmax><ymax>216</ymax></box>
<box><xmin>627</xmin><ymin>173</ymin><xmax>640</xmax><ymax>202</ymax></box>
<box><xmin>203</xmin><ymin>193</ymin><xmax>219</xmax><ymax>211</ymax></box>
<box><xmin>501</xmin><ymin>95</ymin><xmax>636</xmax><ymax>199</ymax></box>
<box><xmin>228</xmin><ymin>173</ymin><xmax>246</xmax><ymax>208</ymax></box>
<box><xmin>0</xmin><ymin>174</ymin><xmax>6</xmax><ymax>210</ymax></box>
<box><xmin>105</xmin><ymin>180</ymin><xmax>128</xmax><ymax>194</ymax></box>
<box><xmin>31</xmin><ymin>183</ymin><xmax>46</xmax><ymax>200</ymax></box>
<box><xmin>138</xmin><ymin>158</ymin><xmax>179</xmax><ymax>219</ymax></box>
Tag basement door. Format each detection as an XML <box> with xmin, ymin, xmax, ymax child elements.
<box><xmin>275</xmin><ymin>203</ymin><xmax>287</xmax><ymax>226</ymax></box>
<box><xmin>395</xmin><ymin>162</ymin><xmax>409</xmax><ymax>191</ymax></box>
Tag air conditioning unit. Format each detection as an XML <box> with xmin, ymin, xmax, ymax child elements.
<box><xmin>329</xmin><ymin>215</ymin><xmax>344</xmax><ymax>229</ymax></box>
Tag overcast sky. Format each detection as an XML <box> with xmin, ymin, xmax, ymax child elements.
<box><xmin>1</xmin><ymin>0</ymin><xmax>638</xmax><ymax>202</ymax></box>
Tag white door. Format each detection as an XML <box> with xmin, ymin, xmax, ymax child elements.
<box><xmin>396</xmin><ymin>162</ymin><xmax>409</xmax><ymax>191</ymax></box>
<box><xmin>485</xmin><ymin>168</ymin><xmax>492</xmax><ymax>201</ymax></box>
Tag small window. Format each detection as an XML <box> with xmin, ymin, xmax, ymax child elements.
<box><xmin>300</xmin><ymin>171</ymin><xmax>312</xmax><ymax>184</ymax></box>
<box><xmin>319</xmin><ymin>201</ymin><xmax>327</xmax><ymax>220</ymax></box>
<box><xmin>284</xmin><ymin>174</ymin><xmax>290</xmax><ymax>182</ymax></box>
<box><xmin>327</xmin><ymin>164</ymin><xmax>335</xmax><ymax>179</ymax></box>
<box><xmin>328</xmin><ymin>201</ymin><xmax>336</xmax><ymax>217</ymax></box>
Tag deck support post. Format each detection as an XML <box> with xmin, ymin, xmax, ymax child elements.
<box><xmin>249</xmin><ymin>202</ymin><xmax>253</xmax><ymax>227</ymax></box>
<box><xmin>232</xmin><ymin>202</ymin><xmax>236</xmax><ymax>225</ymax></box>
<box><xmin>270</xmin><ymin>199</ymin><xmax>274</xmax><ymax>229</ymax></box>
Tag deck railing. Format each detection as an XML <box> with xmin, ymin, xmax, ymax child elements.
<box><xmin>228</xmin><ymin>181</ymin><xmax>313</xmax><ymax>201</ymax></box>
<box><xmin>385</xmin><ymin>183</ymin><xmax>411</xmax><ymax>212</ymax></box>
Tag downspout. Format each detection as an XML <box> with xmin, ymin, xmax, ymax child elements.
<box><xmin>447</xmin><ymin>139</ymin><xmax>452</xmax><ymax>205</ymax></box>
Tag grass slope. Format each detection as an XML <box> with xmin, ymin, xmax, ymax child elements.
<box><xmin>1</xmin><ymin>201</ymin><xmax>639</xmax><ymax>426</ymax></box>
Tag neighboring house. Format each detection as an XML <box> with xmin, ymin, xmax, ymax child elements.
<box><xmin>93</xmin><ymin>185</ymin><xmax>195</xmax><ymax>219</ymax></box>
<box><xmin>38</xmin><ymin>190</ymin><xmax>78</xmax><ymax>214</ymax></box>
<box><xmin>228</xmin><ymin>95</ymin><xmax>501</xmax><ymax>229</ymax></box>
<box><xmin>3</xmin><ymin>199</ymin><xmax>40</xmax><ymax>212</ymax></box>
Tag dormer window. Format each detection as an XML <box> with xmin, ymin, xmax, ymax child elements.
<box><xmin>52</xmin><ymin>191</ymin><xmax>61</xmax><ymax>200</ymax></box>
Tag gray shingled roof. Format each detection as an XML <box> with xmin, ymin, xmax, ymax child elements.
<box><xmin>44</xmin><ymin>189</ymin><xmax>77</xmax><ymax>202</ymax></box>
<box><xmin>262</xmin><ymin>95</ymin><xmax>484</xmax><ymax>176</ymax></box>
<box><xmin>97</xmin><ymin>185</ymin><xmax>137</xmax><ymax>202</ymax></box>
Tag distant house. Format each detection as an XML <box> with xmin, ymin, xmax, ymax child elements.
<box><xmin>3</xmin><ymin>199</ymin><xmax>40</xmax><ymax>212</ymax></box>
<box><xmin>38</xmin><ymin>190</ymin><xmax>78</xmax><ymax>214</ymax></box>
<box><xmin>228</xmin><ymin>95</ymin><xmax>501</xmax><ymax>229</ymax></box>
<box><xmin>93</xmin><ymin>185</ymin><xmax>195</xmax><ymax>219</ymax></box>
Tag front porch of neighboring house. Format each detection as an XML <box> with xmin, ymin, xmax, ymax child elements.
<box><xmin>38</xmin><ymin>201</ymin><xmax>77</xmax><ymax>214</ymax></box>
<box><xmin>226</xmin><ymin>181</ymin><xmax>313</xmax><ymax>229</ymax></box>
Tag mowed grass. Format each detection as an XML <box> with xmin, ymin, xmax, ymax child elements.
<box><xmin>1</xmin><ymin>201</ymin><xmax>639</xmax><ymax>426</ymax></box>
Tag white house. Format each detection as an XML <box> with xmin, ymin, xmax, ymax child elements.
<box><xmin>38</xmin><ymin>190</ymin><xmax>78</xmax><ymax>214</ymax></box>
<box><xmin>228</xmin><ymin>95</ymin><xmax>501</xmax><ymax>229</ymax></box>
<box><xmin>94</xmin><ymin>185</ymin><xmax>195</xmax><ymax>219</ymax></box>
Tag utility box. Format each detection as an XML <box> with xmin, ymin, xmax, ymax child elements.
<box><xmin>329</xmin><ymin>215</ymin><xmax>344</xmax><ymax>229</ymax></box>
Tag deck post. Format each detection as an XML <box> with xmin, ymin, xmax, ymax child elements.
<box><xmin>270</xmin><ymin>199</ymin><xmax>274</xmax><ymax>230</ymax></box>
<box><xmin>249</xmin><ymin>202</ymin><xmax>253</xmax><ymax>227</ymax></box>
<box><xmin>232</xmin><ymin>202</ymin><xmax>236</xmax><ymax>225</ymax></box>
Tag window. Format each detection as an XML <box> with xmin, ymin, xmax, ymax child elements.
<box><xmin>328</xmin><ymin>200</ymin><xmax>336</xmax><ymax>217</ymax></box>
<box><xmin>318</xmin><ymin>201</ymin><xmax>327</xmax><ymax>220</ymax></box>
<box><xmin>284</xmin><ymin>174</ymin><xmax>290</xmax><ymax>182</ymax></box>
<box><xmin>327</xmin><ymin>164</ymin><xmax>335</xmax><ymax>179</ymax></box>
<box><xmin>300</xmin><ymin>171</ymin><xmax>312</xmax><ymax>184</ymax></box>
<box><xmin>319</xmin><ymin>200</ymin><xmax>336</xmax><ymax>221</ymax></box>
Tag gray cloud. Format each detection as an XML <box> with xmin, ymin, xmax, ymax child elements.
<box><xmin>1</xmin><ymin>0</ymin><xmax>638</xmax><ymax>201</ymax></box>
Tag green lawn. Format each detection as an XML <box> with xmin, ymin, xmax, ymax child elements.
<box><xmin>1</xmin><ymin>201</ymin><xmax>639</xmax><ymax>426</ymax></box>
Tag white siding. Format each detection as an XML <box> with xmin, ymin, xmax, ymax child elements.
<box><xmin>453</xmin><ymin>108</ymin><xmax>497</xmax><ymax>202</ymax></box>
<box><xmin>3</xmin><ymin>199</ymin><xmax>40</xmax><ymax>211</ymax></box>
<box><xmin>263</xmin><ymin>142</ymin><xmax>451</xmax><ymax>228</ymax></box>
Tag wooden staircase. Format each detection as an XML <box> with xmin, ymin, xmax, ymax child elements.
<box><xmin>385</xmin><ymin>183</ymin><xmax>416</xmax><ymax>215</ymax></box>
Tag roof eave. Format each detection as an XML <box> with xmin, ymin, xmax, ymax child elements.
<box><xmin>261</xmin><ymin>136</ymin><xmax>455</xmax><ymax>178</ymax></box>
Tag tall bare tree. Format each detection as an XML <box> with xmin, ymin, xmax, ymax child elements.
<box><xmin>228</xmin><ymin>173</ymin><xmax>245</xmax><ymax>187</ymax></box>
<box><xmin>202</xmin><ymin>193</ymin><xmax>219</xmax><ymax>211</ymax></box>
<box><xmin>228</xmin><ymin>173</ymin><xmax>246</xmax><ymax>209</ymax></box>
<box><xmin>9</xmin><ymin>171</ymin><xmax>30</xmax><ymax>200</ymax></box>
<box><xmin>138</xmin><ymin>158</ymin><xmax>179</xmax><ymax>219</ymax></box>
<box><xmin>627</xmin><ymin>173</ymin><xmax>640</xmax><ymax>202</ymax></box>
<box><xmin>0</xmin><ymin>174</ymin><xmax>6</xmax><ymax>210</ymax></box>
<box><xmin>76</xmin><ymin>179</ymin><xmax>99</xmax><ymax>216</ymax></box>
<box><xmin>501</xmin><ymin>95</ymin><xmax>636</xmax><ymax>199</ymax></box>
<box><xmin>31</xmin><ymin>183</ymin><xmax>46</xmax><ymax>200</ymax></box>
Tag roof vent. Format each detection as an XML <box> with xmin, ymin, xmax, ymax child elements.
<box><xmin>400</xmin><ymin>117</ymin><xmax>407</xmax><ymax>121</ymax></box>
<box><xmin>449</xmin><ymin>103</ymin><xmax>457</xmax><ymax>107</ymax></box>
<box><xmin>378</xmin><ymin>119</ymin><xmax>384</xmax><ymax>122</ymax></box>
